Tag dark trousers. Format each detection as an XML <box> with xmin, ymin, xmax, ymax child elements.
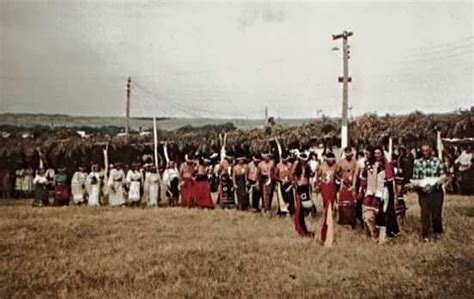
<box><xmin>418</xmin><ymin>189</ymin><xmax>444</xmax><ymax>238</ymax></box>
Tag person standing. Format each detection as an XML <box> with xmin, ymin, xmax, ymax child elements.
<box><xmin>15</xmin><ymin>168</ymin><xmax>24</xmax><ymax>198</ymax></box>
<box><xmin>247</xmin><ymin>156</ymin><xmax>261</xmax><ymax>212</ymax></box>
<box><xmin>126</xmin><ymin>163</ymin><xmax>143</xmax><ymax>207</ymax></box>
<box><xmin>108</xmin><ymin>163</ymin><xmax>126</xmax><ymax>206</ymax></box>
<box><xmin>354</xmin><ymin>147</ymin><xmax>372</xmax><ymax>228</ymax></box>
<box><xmin>33</xmin><ymin>169</ymin><xmax>49</xmax><ymax>207</ymax></box>
<box><xmin>336</xmin><ymin>147</ymin><xmax>357</xmax><ymax>228</ymax></box>
<box><xmin>258</xmin><ymin>153</ymin><xmax>275</xmax><ymax>214</ymax></box>
<box><xmin>291</xmin><ymin>153</ymin><xmax>315</xmax><ymax>237</ymax></box>
<box><xmin>397</xmin><ymin>147</ymin><xmax>415</xmax><ymax>187</ymax></box>
<box><xmin>233</xmin><ymin>157</ymin><xmax>249</xmax><ymax>210</ymax></box>
<box><xmin>1</xmin><ymin>169</ymin><xmax>12</xmax><ymax>199</ymax></box>
<box><xmin>53</xmin><ymin>167</ymin><xmax>69</xmax><ymax>206</ymax></box>
<box><xmin>218</xmin><ymin>157</ymin><xmax>235</xmax><ymax>209</ymax></box>
<box><xmin>193</xmin><ymin>158</ymin><xmax>214</xmax><ymax>209</ymax></box>
<box><xmin>144</xmin><ymin>166</ymin><xmax>160</xmax><ymax>207</ymax></box>
<box><xmin>86</xmin><ymin>164</ymin><xmax>101</xmax><ymax>207</ymax></box>
<box><xmin>275</xmin><ymin>155</ymin><xmax>292</xmax><ymax>215</ymax></box>
<box><xmin>163</xmin><ymin>161</ymin><xmax>180</xmax><ymax>206</ymax></box>
<box><xmin>316</xmin><ymin>153</ymin><xmax>337</xmax><ymax>246</ymax></box>
<box><xmin>412</xmin><ymin>143</ymin><xmax>446</xmax><ymax>241</ymax></box>
<box><xmin>361</xmin><ymin>147</ymin><xmax>398</xmax><ymax>243</ymax></box>
<box><xmin>180</xmin><ymin>156</ymin><xmax>195</xmax><ymax>207</ymax></box>
<box><xmin>22</xmin><ymin>166</ymin><xmax>34</xmax><ymax>198</ymax></box>
<box><xmin>71</xmin><ymin>166</ymin><xmax>87</xmax><ymax>205</ymax></box>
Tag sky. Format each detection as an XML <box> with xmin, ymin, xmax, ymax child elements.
<box><xmin>1</xmin><ymin>0</ymin><xmax>473</xmax><ymax>119</ymax></box>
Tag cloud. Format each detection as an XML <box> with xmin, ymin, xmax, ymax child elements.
<box><xmin>237</xmin><ymin>4</ymin><xmax>287</xmax><ymax>30</ymax></box>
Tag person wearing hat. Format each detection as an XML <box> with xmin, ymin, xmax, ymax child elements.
<box><xmin>316</xmin><ymin>152</ymin><xmax>337</xmax><ymax>246</ymax></box>
<box><xmin>108</xmin><ymin>163</ymin><xmax>126</xmax><ymax>206</ymax></box>
<box><xmin>71</xmin><ymin>166</ymin><xmax>88</xmax><ymax>205</ymax></box>
<box><xmin>53</xmin><ymin>167</ymin><xmax>69</xmax><ymax>206</ymax></box>
<box><xmin>126</xmin><ymin>162</ymin><xmax>143</xmax><ymax>207</ymax></box>
<box><xmin>86</xmin><ymin>164</ymin><xmax>101</xmax><ymax>207</ymax></box>
<box><xmin>291</xmin><ymin>152</ymin><xmax>315</xmax><ymax>236</ymax></box>
<box><xmin>335</xmin><ymin>147</ymin><xmax>357</xmax><ymax>228</ymax></box>
<box><xmin>258</xmin><ymin>153</ymin><xmax>275</xmax><ymax>214</ymax></box>
<box><xmin>193</xmin><ymin>157</ymin><xmax>214</xmax><ymax>209</ymax></box>
<box><xmin>275</xmin><ymin>155</ymin><xmax>293</xmax><ymax>216</ymax></box>
<box><xmin>144</xmin><ymin>165</ymin><xmax>160</xmax><ymax>207</ymax></box>
<box><xmin>247</xmin><ymin>156</ymin><xmax>261</xmax><ymax>212</ymax></box>
<box><xmin>179</xmin><ymin>155</ymin><xmax>196</xmax><ymax>207</ymax></box>
<box><xmin>232</xmin><ymin>157</ymin><xmax>249</xmax><ymax>210</ymax></box>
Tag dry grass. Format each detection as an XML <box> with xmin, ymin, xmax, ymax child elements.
<box><xmin>0</xmin><ymin>194</ymin><xmax>473</xmax><ymax>298</ymax></box>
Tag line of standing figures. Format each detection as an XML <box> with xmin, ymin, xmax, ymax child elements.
<box><xmin>27</xmin><ymin>143</ymin><xmax>447</xmax><ymax>245</ymax></box>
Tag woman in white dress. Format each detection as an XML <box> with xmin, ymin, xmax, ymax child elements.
<box><xmin>71</xmin><ymin>166</ymin><xmax>87</xmax><ymax>205</ymax></box>
<box><xmin>86</xmin><ymin>164</ymin><xmax>101</xmax><ymax>206</ymax></box>
<box><xmin>108</xmin><ymin>163</ymin><xmax>126</xmax><ymax>206</ymax></box>
<box><xmin>144</xmin><ymin>166</ymin><xmax>160</xmax><ymax>207</ymax></box>
<box><xmin>126</xmin><ymin>163</ymin><xmax>143</xmax><ymax>206</ymax></box>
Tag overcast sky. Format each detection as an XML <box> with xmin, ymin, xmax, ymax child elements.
<box><xmin>1</xmin><ymin>0</ymin><xmax>472</xmax><ymax>119</ymax></box>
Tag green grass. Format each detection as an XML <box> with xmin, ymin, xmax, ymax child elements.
<box><xmin>0</xmin><ymin>194</ymin><xmax>472</xmax><ymax>297</ymax></box>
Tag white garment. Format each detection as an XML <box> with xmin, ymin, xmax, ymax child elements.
<box><xmin>71</xmin><ymin>171</ymin><xmax>87</xmax><ymax>204</ymax></box>
<box><xmin>163</xmin><ymin>168</ymin><xmax>179</xmax><ymax>188</ymax></box>
<box><xmin>455</xmin><ymin>151</ymin><xmax>472</xmax><ymax>172</ymax></box>
<box><xmin>126</xmin><ymin>170</ymin><xmax>142</xmax><ymax>202</ymax></box>
<box><xmin>108</xmin><ymin>169</ymin><xmax>125</xmax><ymax>206</ymax></box>
<box><xmin>86</xmin><ymin>172</ymin><xmax>101</xmax><ymax>206</ymax></box>
<box><xmin>33</xmin><ymin>174</ymin><xmax>48</xmax><ymax>185</ymax></box>
<box><xmin>145</xmin><ymin>172</ymin><xmax>160</xmax><ymax>206</ymax></box>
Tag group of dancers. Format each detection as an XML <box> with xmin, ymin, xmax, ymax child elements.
<box><xmin>26</xmin><ymin>141</ymin><xmax>446</xmax><ymax>245</ymax></box>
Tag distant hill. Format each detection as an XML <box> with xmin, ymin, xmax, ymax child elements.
<box><xmin>0</xmin><ymin>113</ymin><xmax>316</xmax><ymax>131</ymax></box>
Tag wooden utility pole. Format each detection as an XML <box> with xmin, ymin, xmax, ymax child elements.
<box><xmin>125</xmin><ymin>76</ymin><xmax>131</xmax><ymax>134</ymax></box>
<box><xmin>333</xmin><ymin>31</ymin><xmax>353</xmax><ymax>149</ymax></box>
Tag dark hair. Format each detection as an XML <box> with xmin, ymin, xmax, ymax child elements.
<box><xmin>344</xmin><ymin>147</ymin><xmax>352</xmax><ymax>153</ymax></box>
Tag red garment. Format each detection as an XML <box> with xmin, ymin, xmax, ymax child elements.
<box><xmin>338</xmin><ymin>185</ymin><xmax>356</xmax><ymax>227</ymax></box>
<box><xmin>363</xmin><ymin>195</ymin><xmax>380</xmax><ymax>211</ymax></box>
<box><xmin>293</xmin><ymin>186</ymin><xmax>311</xmax><ymax>236</ymax></box>
<box><xmin>181</xmin><ymin>178</ymin><xmax>194</xmax><ymax>207</ymax></box>
<box><xmin>193</xmin><ymin>180</ymin><xmax>214</xmax><ymax>209</ymax></box>
<box><xmin>53</xmin><ymin>183</ymin><xmax>69</xmax><ymax>206</ymax></box>
<box><xmin>320</xmin><ymin>181</ymin><xmax>335</xmax><ymax>243</ymax></box>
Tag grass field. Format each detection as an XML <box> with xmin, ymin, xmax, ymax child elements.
<box><xmin>0</xmin><ymin>193</ymin><xmax>473</xmax><ymax>298</ymax></box>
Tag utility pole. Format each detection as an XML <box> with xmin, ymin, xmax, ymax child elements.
<box><xmin>265</xmin><ymin>105</ymin><xmax>268</xmax><ymax>121</ymax></box>
<box><xmin>332</xmin><ymin>31</ymin><xmax>353</xmax><ymax>149</ymax></box>
<box><xmin>125</xmin><ymin>76</ymin><xmax>131</xmax><ymax>134</ymax></box>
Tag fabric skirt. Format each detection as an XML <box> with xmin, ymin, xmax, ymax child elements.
<box><xmin>53</xmin><ymin>183</ymin><xmax>69</xmax><ymax>206</ymax></box>
<box><xmin>128</xmin><ymin>181</ymin><xmax>141</xmax><ymax>202</ymax></box>
<box><xmin>33</xmin><ymin>184</ymin><xmax>48</xmax><ymax>206</ymax></box>
<box><xmin>338</xmin><ymin>185</ymin><xmax>356</xmax><ymax>227</ymax></box>
<box><xmin>219</xmin><ymin>175</ymin><xmax>235</xmax><ymax>209</ymax></box>
<box><xmin>260</xmin><ymin>175</ymin><xmax>273</xmax><ymax>211</ymax></box>
<box><xmin>320</xmin><ymin>181</ymin><xmax>335</xmax><ymax>246</ymax></box>
<box><xmin>235</xmin><ymin>174</ymin><xmax>249</xmax><ymax>210</ymax></box>
<box><xmin>194</xmin><ymin>179</ymin><xmax>214</xmax><ymax>209</ymax></box>
<box><xmin>293</xmin><ymin>185</ymin><xmax>312</xmax><ymax>236</ymax></box>
<box><xmin>181</xmin><ymin>178</ymin><xmax>194</xmax><ymax>207</ymax></box>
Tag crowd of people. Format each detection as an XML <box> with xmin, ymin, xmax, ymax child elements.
<box><xmin>0</xmin><ymin>143</ymin><xmax>472</xmax><ymax>245</ymax></box>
